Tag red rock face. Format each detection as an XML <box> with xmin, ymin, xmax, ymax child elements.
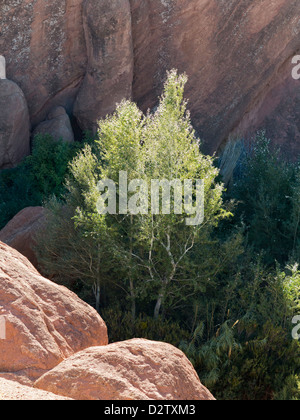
<box><xmin>0</xmin><ymin>378</ymin><xmax>72</xmax><ymax>400</ymax></box>
<box><xmin>130</xmin><ymin>0</ymin><xmax>300</xmax><ymax>155</ymax></box>
<box><xmin>0</xmin><ymin>79</ymin><xmax>30</xmax><ymax>168</ymax></box>
<box><xmin>0</xmin><ymin>242</ymin><xmax>108</xmax><ymax>384</ymax></box>
<box><xmin>35</xmin><ymin>339</ymin><xmax>215</xmax><ymax>400</ymax></box>
<box><xmin>0</xmin><ymin>0</ymin><xmax>299</xmax><ymax>156</ymax></box>
<box><xmin>0</xmin><ymin>0</ymin><xmax>87</xmax><ymax>128</ymax></box>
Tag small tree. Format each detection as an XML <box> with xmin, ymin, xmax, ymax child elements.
<box><xmin>37</xmin><ymin>70</ymin><xmax>230</xmax><ymax>318</ymax></box>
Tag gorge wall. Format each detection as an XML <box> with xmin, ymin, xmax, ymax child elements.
<box><xmin>0</xmin><ymin>0</ymin><xmax>300</xmax><ymax>166</ymax></box>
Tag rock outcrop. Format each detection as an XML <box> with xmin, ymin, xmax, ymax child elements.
<box><xmin>0</xmin><ymin>241</ymin><xmax>108</xmax><ymax>384</ymax></box>
<box><xmin>0</xmin><ymin>377</ymin><xmax>71</xmax><ymax>400</ymax></box>
<box><xmin>33</xmin><ymin>107</ymin><xmax>74</xmax><ymax>143</ymax></box>
<box><xmin>1</xmin><ymin>0</ymin><xmax>299</xmax><ymax>158</ymax></box>
<box><xmin>0</xmin><ymin>207</ymin><xmax>45</xmax><ymax>267</ymax></box>
<box><xmin>73</xmin><ymin>0</ymin><xmax>134</xmax><ymax>132</ymax></box>
<box><xmin>35</xmin><ymin>338</ymin><xmax>215</xmax><ymax>400</ymax></box>
<box><xmin>130</xmin><ymin>0</ymin><xmax>300</xmax><ymax>156</ymax></box>
<box><xmin>0</xmin><ymin>79</ymin><xmax>30</xmax><ymax>169</ymax></box>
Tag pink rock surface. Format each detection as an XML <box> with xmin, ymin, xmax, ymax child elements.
<box><xmin>0</xmin><ymin>377</ymin><xmax>72</xmax><ymax>400</ymax></box>
<box><xmin>0</xmin><ymin>242</ymin><xmax>108</xmax><ymax>383</ymax></box>
<box><xmin>35</xmin><ymin>338</ymin><xmax>215</xmax><ymax>400</ymax></box>
<box><xmin>0</xmin><ymin>79</ymin><xmax>30</xmax><ymax>169</ymax></box>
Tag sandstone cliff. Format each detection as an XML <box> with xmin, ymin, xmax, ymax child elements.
<box><xmin>0</xmin><ymin>0</ymin><xmax>299</xmax><ymax>161</ymax></box>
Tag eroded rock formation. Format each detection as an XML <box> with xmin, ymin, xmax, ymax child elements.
<box><xmin>0</xmin><ymin>0</ymin><xmax>299</xmax><ymax>160</ymax></box>
<box><xmin>0</xmin><ymin>78</ymin><xmax>30</xmax><ymax>169</ymax></box>
<box><xmin>73</xmin><ymin>0</ymin><xmax>134</xmax><ymax>132</ymax></box>
<box><xmin>35</xmin><ymin>339</ymin><xmax>215</xmax><ymax>400</ymax></box>
<box><xmin>33</xmin><ymin>106</ymin><xmax>75</xmax><ymax>143</ymax></box>
<box><xmin>0</xmin><ymin>377</ymin><xmax>72</xmax><ymax>400</ymax></box>
<box><xmin>0</xmin><ymin>243</ymin><xmax>214</xmax><ymax>400</ymax></box>
<box><xmin>0</xmin><ymin>241</ymin><xmax>108</xmax><ymax>384</ymax></box>
<box><xmin>0</xmin><ymin>207</ymin><xmax>46</xmax><ymax>267</ymax></box>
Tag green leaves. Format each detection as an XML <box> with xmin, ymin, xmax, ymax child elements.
<box><xmin>0</xmin><ymin>134</ymin><xmax>81</xmax><ymax>229</ymax></box>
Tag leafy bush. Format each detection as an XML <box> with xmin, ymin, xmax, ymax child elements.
<box><xmin>36</xmin><ymin>70</ymin><xmax>231</xmax><ymax>319</ymax></box>
<box><xmin>102</xmin><ymin>308</ymin><xmax>190</xmax><ymax>347</ymax></box>
<box><xmin>230</xmin><ymin>132</ymin><xmax>298</xmax><ymax>265</ymax></box>
<box><xmin>0</xmin><ymin>134</ymin><xmax>84</xmax><ymax>229</ymax></box>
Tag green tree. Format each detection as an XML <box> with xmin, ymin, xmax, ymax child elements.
<box><xmin>37</xmin><ymin>70</ymin><xmax>230</xmax><ymax>319</ymax></box>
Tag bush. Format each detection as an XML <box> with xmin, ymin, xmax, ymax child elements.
<box><xmin>0</xmin><ymin>134</ymin><xmax>83</xmax><ymax>229</ymax></box>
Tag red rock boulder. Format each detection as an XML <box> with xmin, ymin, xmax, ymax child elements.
<box><xmin>0</xmin><ymin>207</ymin><xmax>46</xmax><ymax>268</ymax></box>
<box><xmin>35</xmin><ymin>338</ymin><xmax>215</xmax><ymax>400</ymax></box>
<box><xmin>0</xmin><ymin>242</ymin><xmax>108</xmax><ymax>384</ymax></box>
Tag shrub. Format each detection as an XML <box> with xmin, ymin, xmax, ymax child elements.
<box><xmin>0</xmin><ymin>134</ymin><xmax>83</xmax><ymax>229</ymax></box>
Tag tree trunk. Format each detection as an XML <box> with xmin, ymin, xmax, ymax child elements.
<box><xmin>154</xmin><ymin>292</ymin><xmax>164</xmax><ymax>319</ymax></box>
<box><xmin>130</xmin><ymin>278</ymin><xmax>136</xmax><ymax>320</ymax></box>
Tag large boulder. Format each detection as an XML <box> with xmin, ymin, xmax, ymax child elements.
<box><xmin>32</xmin><ymin>107</ymin><xmax>75</xmax><ymax>143</ymax></box>
<box><xmin>35</xmin><ymin>338</ymin><xmax>215</xmax><ymax>400</ymax></box>
<box><xmin>0</xmin><ymin>207</ymin><xmax>46</xmax><ymax>267</ymax></box>
<box><xmin>0</xmin><ymin>79</ymin><xmax>30</xmax><ymax>169</ymax></box>
<box><xmin>0</xmin><ymin>378</ymin><xmax>71</xmax><ymax>400</ymax></box>
<box><xmin>73</xmin><ymin>0</ymin><xmax>134</xmax><ymax>132</ymax></box>
<box><xmin>0</xmin><ymin>242</ymin><xmax>108</xmax><ymax>384</ymax></box>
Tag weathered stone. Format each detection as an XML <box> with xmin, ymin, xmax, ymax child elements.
<box><xmin>0</xmin><ymin>377</ymin><xmax>72</xmax><ymax>400</ymax></box>
<box><xmin>0</xmin><ymin>79</ymin><xmax>30</xmax><ymax>169</ymax></box>
<box><xmin>130</xmin><ymin>0</ymin><xmax>300</xmax><ymax>155</ymax></box>
<box><xmin>0</xmin><ymin>207</ymin><xmax>46</xmax><ymax>267</ymax></box>
<box><xmin>0</xmin><ymin>0</ymin><xmax>87</xmax><ymax>127</ymax></box>
<box><xmin>35</xmin><ymin>339</ymin><xmax>215</xmax><ymax>400</ymax></box>
<box><xmin>0</xmin><ymin>0</ymin><xmax>299</xmax><ymax>155</ymax></box>
<box><xmin>33</xmin><ymin>107</ymin><xmax>74</xmax><ymax>143</ymax></box>
<box><xmin>0</xmin><ymin>56</ymin><xmax>6</xmax><ymax>80</ymax></box>
<box><xmin>0</xmin><ymin>242</ymin><xmax>108</xmax><ymax>383</ymax></box>
<box><xmin>73</xmin><ymin>0</ymin><xmax>134</xmax><ymax>132</ymax></box>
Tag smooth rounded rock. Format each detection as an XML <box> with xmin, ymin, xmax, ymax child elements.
<box><xmin>35</xmin><ymin>338</ymin><xmax>215</xmax><ymax>400</ymax></box>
